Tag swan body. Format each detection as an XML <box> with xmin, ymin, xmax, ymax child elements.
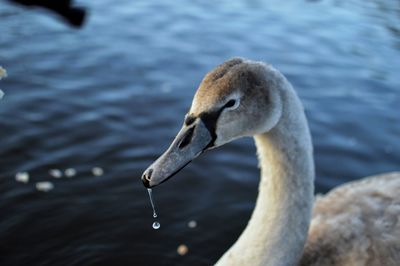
<box><xmin>301</xmin><ymin>172</ymin><xmax>400</xmax><ymax>266</ymax></box>
<box><xmin>141</xmin><ymin>58</ymin><xmax>400</xmax><ymax>265</ymax></box>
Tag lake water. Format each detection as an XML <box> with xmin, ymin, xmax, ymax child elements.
<box><xmin>0</xmin><ymin>0</ymin><xmax>399</xmax><ymax>265</ymax></box>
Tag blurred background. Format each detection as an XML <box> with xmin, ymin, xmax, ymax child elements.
<box><xmin>0</xmin><ymin>0</ymin><xmax>399</xmax><ymax>265</ymax></box>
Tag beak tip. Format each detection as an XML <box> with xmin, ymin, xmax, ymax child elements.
<box><xmin>141</xmin><ymin>177</ymin><xmax>151</xmax><ymax>188</ymax></box>
<box><xmin>141</xmin><ymin>168</ymin><xmax>153</xmax><ymax>188</ymax></box>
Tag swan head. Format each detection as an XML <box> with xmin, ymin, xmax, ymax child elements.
<box><xmin>142</xmin><ymin>58</ymin><xmax>283</xmax><ymax>187</ymax></box>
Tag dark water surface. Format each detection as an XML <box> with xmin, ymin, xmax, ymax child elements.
<box><xmin>0</xmin><ymin>0</ymin><xmax>399</xmax><ymax>265</ymax></box>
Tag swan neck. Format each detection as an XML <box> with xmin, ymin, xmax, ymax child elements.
<box><xmin>216</xmin><ymin>88</ymin><xmax>315</xmax><ymax>266</ymax></box>
<box><xmin>253</xmin><ymin>125</ymin><xmax>314</xmax><ymax>265</ymax></box>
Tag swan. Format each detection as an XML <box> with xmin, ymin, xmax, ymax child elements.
<box><xmin>141</xmin><ymin>58</ymin><xmax>400</xmax><ymax>265</ymax></box>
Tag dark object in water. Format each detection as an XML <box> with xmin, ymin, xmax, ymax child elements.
<box><xmin>7</xmin><ymin>0</ymin><xmax>87</xmax><ymax>28</ymax></box>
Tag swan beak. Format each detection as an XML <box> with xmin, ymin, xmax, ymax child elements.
<box><xmin>141</xmin><ymin>118</ymin><xmax>212</xmax><ymax>188</ymax></box>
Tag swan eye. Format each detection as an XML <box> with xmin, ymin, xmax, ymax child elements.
<box><xmin>224</xmin><ymin>99</ymin><xmax>240</xmax><ymax>110</ymax></box>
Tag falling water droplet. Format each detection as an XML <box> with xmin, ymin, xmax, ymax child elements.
<box><xmin>152</xmin><ymin>221</ymin><xmax>160</xmax><ymax>230</ymax></box>
<box><xmin>147</xmin><ymin>188</ymin><xmax>160</xmax><ymax>230</ymax></box>
<box><xmin>147</xmin><ymin>189</ymin><xmax>157</xmax><ymax>217</ymax></box>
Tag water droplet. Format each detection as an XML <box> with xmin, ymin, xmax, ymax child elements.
<box><xmin>147</xmin><ymin>188</ymin><xmax>160</xmax><ymax>229</ymax></box>
<box><xmin>147</xmin><ymin>188</ymin><xmax>158</xmax><ymax>218</ymax></box>
<box><xmin>152</xmin><ymin>221</ymin><xmax>160</xmax><ymax>230</ymax></box>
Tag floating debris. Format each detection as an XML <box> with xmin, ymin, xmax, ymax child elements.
<box><xmin>15</xmin><ymin>172</ymin><xmax>29</xmax><ymax>183</ymax></box>
<box><xmin>92</xmin><ymin>167</ymin><xmax>104</xmax><ymax>176</ymax></box>
<box><xmin>177</xmin><ymin>244</ymin><xmax>189</xmax><ymax>256</ymax></box>
<box><xmin>188</xmin><ymin>220</ymin><xmax>197</xmax><ymax>228</ymax></box>
<box><xmin>49</xmin><ymin>169</ymin><xmax>63</xmax><ymax>178</ymax></box>
<box><xmin>36</xmin><ymin>181</ymin><xmax>54</xmax><ymax>192</ymax></box>
<box><xmin>0</xmin><ymin>89</ymin><xmax>3</xmax><ymax>100</ymax></box>
<box><xmin>64</xmin><ymin>168</ymin><xmax>77</xmax><ymax>177</ymax></box>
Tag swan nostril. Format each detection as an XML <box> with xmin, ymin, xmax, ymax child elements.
<box><xmin>142</xmin><ymin>168</ymin><xmax>153</xmax><ymax>187</ymax></box>
<box><xmin>178</xmin><ymin>126</ymin><xmax>195</xmax><ymax>149</ymax></box>
<box><xmin>145</xmin><ymin>169</ymin><xmax>153</xmax><ymax>181</ymax></box>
